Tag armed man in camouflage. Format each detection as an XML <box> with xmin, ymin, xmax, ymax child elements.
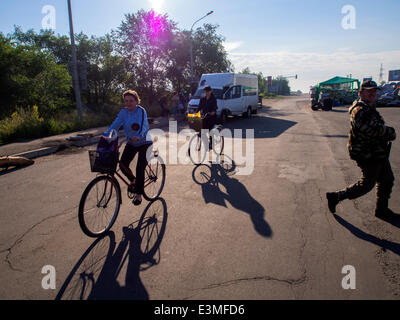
<box><xmin>326</xmin><ymin>80</ymin><xmax>397</xmax><ymax>219</ymax></box>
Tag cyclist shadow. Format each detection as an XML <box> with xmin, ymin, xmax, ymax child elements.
<box><xmin>192</xmin><ymin>156</ymin><xmax>272</xmax><ymax>238</ymax></box>
<box><xmin>55</xmin><ymin>198</ymin><xmax>168</xmax><ymax>300</ymax></box>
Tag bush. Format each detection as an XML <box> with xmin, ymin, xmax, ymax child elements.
<box><xmin>0</xmin><ymin>106</ymin><xmax>47</xmax><ymax>144</ymax></box>
<box><xmin>0</xmin><ymin>104</ymin><xmax>122</xmax><ymax>144</ymax></box>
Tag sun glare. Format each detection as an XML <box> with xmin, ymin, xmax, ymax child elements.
<box><xmin>149</xmin><ymin>0</ymin><xmax>164</xmax><ymax>13</ymax></box>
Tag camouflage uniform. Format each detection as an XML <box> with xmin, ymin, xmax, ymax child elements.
<box><xmin>338</xmin><ymin>100</ymin><xmax>396</xmax><ymax>211</ymax></box>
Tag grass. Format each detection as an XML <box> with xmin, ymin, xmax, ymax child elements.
<box><xmin>0</xmin><ymin>102</ymin><xmax>170</xmax><ymax>145</ymax></box>
<box><xmin>0</xmin><ymin>104</ymin><xmax>121</xmax><ymax>145</ymax></box>
<box><xmin>259</xmin><ymin>93</ymin><xmax>285</xmax><ymax>99</ymax></box>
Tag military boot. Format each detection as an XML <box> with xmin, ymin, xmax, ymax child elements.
<box><xmin>326</xmin><ymin>190</ymin><xmax>347</xmax><ymax>214</ymax></box>
<box><xmin>375</xmin><ymin>198</ymin><xmax>398</xmax><ymax>219</ymax></box>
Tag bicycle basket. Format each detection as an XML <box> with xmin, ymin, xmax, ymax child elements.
<box><xmin>88</xmin><ymin>149</ymin><xmax>118</xmax><ymax>174</ymax></box>
<box><xmin>187</xmin><ymin>111</ymin><xmax>202</xmax><ymax>132</ymax></box>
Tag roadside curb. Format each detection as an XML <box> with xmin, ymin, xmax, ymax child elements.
<box><xmin>12</xmin><ymin>146</ymin><xmax>61</xmax><ymax>159</ymax></box>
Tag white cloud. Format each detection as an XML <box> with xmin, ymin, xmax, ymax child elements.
<box><xmin>228</xmin><ymin>49</ymin><xmax>400</xmax><ymax>92</ymax></box>
<box><xmin>223</xmin><ymin>41</ymin><xmax>243</xmax><ymax>52</ymax></box>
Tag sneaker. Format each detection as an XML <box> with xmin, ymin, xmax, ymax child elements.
<box><xmin>375</xmin><ymin>208</ymin><xmax>399</xmax><ymax>219</ymax></box>
<box><xmin>326</xmin><ymin>192</ymin><xmax>339</xmax><ymax>213</ymax></box>
<box><xmin>132</xmin><ymin>194</ymin><xmax>142</xmax><ymax>206</ymax></box>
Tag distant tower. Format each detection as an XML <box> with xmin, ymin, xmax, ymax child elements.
<box><xmin>379</xmin><ymin>63</ymin><xmax>384</xmax><ymax>83</ymax></box>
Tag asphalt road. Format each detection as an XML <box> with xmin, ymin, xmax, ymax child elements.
<box><xmin>0</xmin><ymin>95</ymin><xmax>399</xmax><ymax>300</ymax></box>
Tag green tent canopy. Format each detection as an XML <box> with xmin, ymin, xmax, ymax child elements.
<box><xmin>312</xmin><ymin>76</ymin><xmax>361</xmax><ymax>105</ymax></box>
<box><xmin>319</xmin><ymin>76</ymin><xmax>360</xmax><ymax>88</ymax></box>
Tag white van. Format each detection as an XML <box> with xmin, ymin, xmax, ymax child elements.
<box><xmin>187</xmin><ymin>73</ymin><xmax>259</xmax><ymax>123</ymax></box>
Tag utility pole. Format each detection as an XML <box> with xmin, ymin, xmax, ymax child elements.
<box><xmin>190</xmin><ymin>11</ymin><xmax>214</xmax><ymax>92</ymax></box>
<box><xmin>67</xmin><ymin>0</ymin><xmax>83</xmax><ymax>121</ymax></box>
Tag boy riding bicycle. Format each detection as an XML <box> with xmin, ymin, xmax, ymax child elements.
<box><xmin>103</xmin><ymin>90</ymin><xmax>152</xmax><ymax>206</ymax></box>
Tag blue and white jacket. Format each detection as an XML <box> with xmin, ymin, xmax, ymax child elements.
<box><xmin>104</xmin><ymin>106</ymin><xmax>152</xmax><ymax>147</ymax></box>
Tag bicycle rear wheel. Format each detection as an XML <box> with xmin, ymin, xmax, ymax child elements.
<box><xmin>210</xmin><ymin>127</ymin><xmax>224</xmax><ymax>155</ymax></box>
<box><xmin>188</xmin><ymin>133</ymin><xmax>207</xmax><ymax>165</ymax></box>
<box><xmin>78</xmin><ymin>175</ymin><xmax>121</xmax><ymax>238</ymax></box>
<box><xmin>143</xmin><ymin>155</ymin><xmax>166</xmax><ymax>201</ymax></box>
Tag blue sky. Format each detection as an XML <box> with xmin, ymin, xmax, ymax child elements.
<box><xmin>0</xmin><ymin>0</ymin><xmax>399</xmax><ymax>92</ymax></box>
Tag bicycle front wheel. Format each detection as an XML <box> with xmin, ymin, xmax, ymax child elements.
<box><xmin>78</xmin><ymin>175</ymin><xmax>121</xmax><ymax>238</ymax></box>
<box><xmin>143</xmin><ymin>155</ymin><xmax>166</xmax><ymax>201</ymax></box>
<box><xmin>188</xmin><ymin>133</ymin><xmax>207</xmax><ymax>165</ymax></box>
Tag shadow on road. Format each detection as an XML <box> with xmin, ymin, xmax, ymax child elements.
<box><xmin>0</xmin><ymin>163</ymin><xmax>34</xmax><ymax>176</ymax></box>
<box><xmin>286</xmin><ymin>132</ymin><xmax>348</xmax><ymax>139</ymax></box>
<box><xmin>55</xmin><ymin>198</ymin><xmax>168</xmax><ymax>300</ymax></box>
<box><xmin>192</xmin><ymin>156</ymin><xmax>272</xmax><ymax>238</ymax></box>
<box><xmin>333</xmin><ymin>214</ymin><xmax>400</xmax><ymax>256</ymax></box>
<box><xmin>223</xmin><ymin>108</ymin><xmax>297</xmax><ymax>139</ymax></box>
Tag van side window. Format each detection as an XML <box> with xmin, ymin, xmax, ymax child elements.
<box><xmin>225</xmin><ymin>87</ymin><xmax>233</xmax><ymax>99</ymax></box>
<box><xmin>232</xmin><ymin>86</ymin><xmax>241</xmax><ymax>99</ymax></box>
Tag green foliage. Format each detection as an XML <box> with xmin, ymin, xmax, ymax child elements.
<box><xmin>2</xmin><ymin>10</ymin><xmax>237</xmax><ymax>143</ymax></box>
<box><xmin>114</xmin><ymin>10</ymin><xmax>177</xmax><ymax>105</ymax></box>
<box><xmin>0</xmin><ymin>32</ymin><xmax>72</xmax><ymax>118</ymax></box>
<box><xmin>272</xmin><ymin>76</ymin><xmax>290</xmax><ymax>96</ymax></box>
<box><xmin>0</xmin><ymin>104</ymin><xmax>121</xmax><ymax>144</ymax></box>
<box><xmin>191</xmin><ymin>24</ymin><xmax>233</xmax><ymax>80</ymax></box>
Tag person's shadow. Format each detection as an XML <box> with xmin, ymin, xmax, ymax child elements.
<box><xmin>333</xmin><ymin>214</ymin><xmax>400</xmax><ymax>256</ymax></box>
<box><xmin>192</xmin><ymin>156</ymin><xmax>272</xmax><ymax>238</ymax></box>
<box><xmin>55</xmin><ymin>198</ymin><xmax>168</xmax><ymax>300</ymax></box>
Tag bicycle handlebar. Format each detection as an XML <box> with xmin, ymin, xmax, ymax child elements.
<box><xmin>102</xmin><ymin>135</ymin><xmax>156</xmax><ymax>150</ymax></box>
<box><xmin>196</xmin><ymin>111</ymin><xmax>216</xmax><ymax>120</ymax></box>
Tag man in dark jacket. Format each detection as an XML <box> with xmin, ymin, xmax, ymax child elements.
<box><xmin>198</xmin><ymin>85</ymin><xmax>218</xmax><ymax>128</ymax></box>
<box><xmin>198</xmin><ymin>85</ymin><xmax>218</xmax><ymax>149</ymax></box>
<box><xmin>326</xmin><ymin>80</ymin><xmax>397</xmax><ymax>219</ymax></box>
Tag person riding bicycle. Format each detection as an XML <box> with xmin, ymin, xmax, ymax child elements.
<box><xmin>198</xmin><ymin>85</ymin><xmax>218</xmax><ymax>149</ymax></box>
<box><xmin>103</xmin><ymin>90</ymin><xmax>152</xmax><ymax>206</ymax></box>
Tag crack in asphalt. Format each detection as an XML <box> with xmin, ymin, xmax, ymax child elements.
<box><xmin>185</xmin><ymin>272</ymin><xmax>308</xmax><ymax>299</ymax></box>
<box><xmin>1</xmin><ymin>207</ymin><xmax>76</xmax><ymax>272</ymax></box>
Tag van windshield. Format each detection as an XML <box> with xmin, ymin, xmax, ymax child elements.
<box><xmin>192</xmin><ymin>88</ymin><xmax>225</xmax><ymax>99</ymax></box>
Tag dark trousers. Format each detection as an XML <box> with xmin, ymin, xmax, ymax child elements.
<box><xmin>202</xmin><ymin>115</ymin><xmax>217</xmax><ymax>131</ymax></box>
<box><xmin>202</xmin><ymin>115</ymin><xmax>217</xmax><ymax>147</ymax></box>
<box><xmin>120</xmin><ymin>143</ymin><xmax>152</xmax><ymax>195</ymax></box>
<box><xmin>340</xmin><ymin>158</ymin><xmax>394</xmax><ymax>209</ymax></box>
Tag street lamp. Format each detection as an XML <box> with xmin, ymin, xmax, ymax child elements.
<box><xmin>189</xmin><ymin>11</ymin><xmax>214</xmax><ymax>88</ymax></box>
<box><xmin>67</xmin><ymin>0</ymin><xmax>83</xmax><ymax>121</ymax></box>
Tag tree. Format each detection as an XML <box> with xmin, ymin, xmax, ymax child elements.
<box><xmin>10</xmin><ymin>27</ymin><xmax>127</xmax><ymax>108</ymax></box>
<box><xmin>82</xmin><ymin>34</ymin><xmax>127</xmax><ymax>106</ymax></box>
<box><xmin>165</xmin><ymin>31</ymin><xmax>191</xmax><ymax>92</ymax></box>
<box><xmin>191</xmin><ymin>24</ymin><xmax>233</xmax><ymax>81</ymax></box>
<box><xmin>272</xmin><ymin>76</ymin><xmax>290</xmax><ymax>95</ymax></box>
<box><xmin>0</xmin><ymin>32</ymin><xmax>71</xmax><ymax>118</ymax></box>
<box><xmin>114</xmin><ymin>9</ymin><xmax>177</xmax><ymax>105</ymax></box>
<box><xmin>166</xmin><ymin>24</ymin><xmax>233</xmax><ymax>94</ymax></box>
<box><xmin>11</xmin><ymin>26</ymin><xmax>71</xmax><ymax>64</ymax></box>
<box><xmin>240</xmin><ymin>67</ymin><xmax>268</xmax><ymax>94</ymax></box>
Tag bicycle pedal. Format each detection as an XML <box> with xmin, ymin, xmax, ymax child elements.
<box><xmin>127</xmin><ymin>184</ymin><xmax>136</xmax><ymax>198</ymax></box>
